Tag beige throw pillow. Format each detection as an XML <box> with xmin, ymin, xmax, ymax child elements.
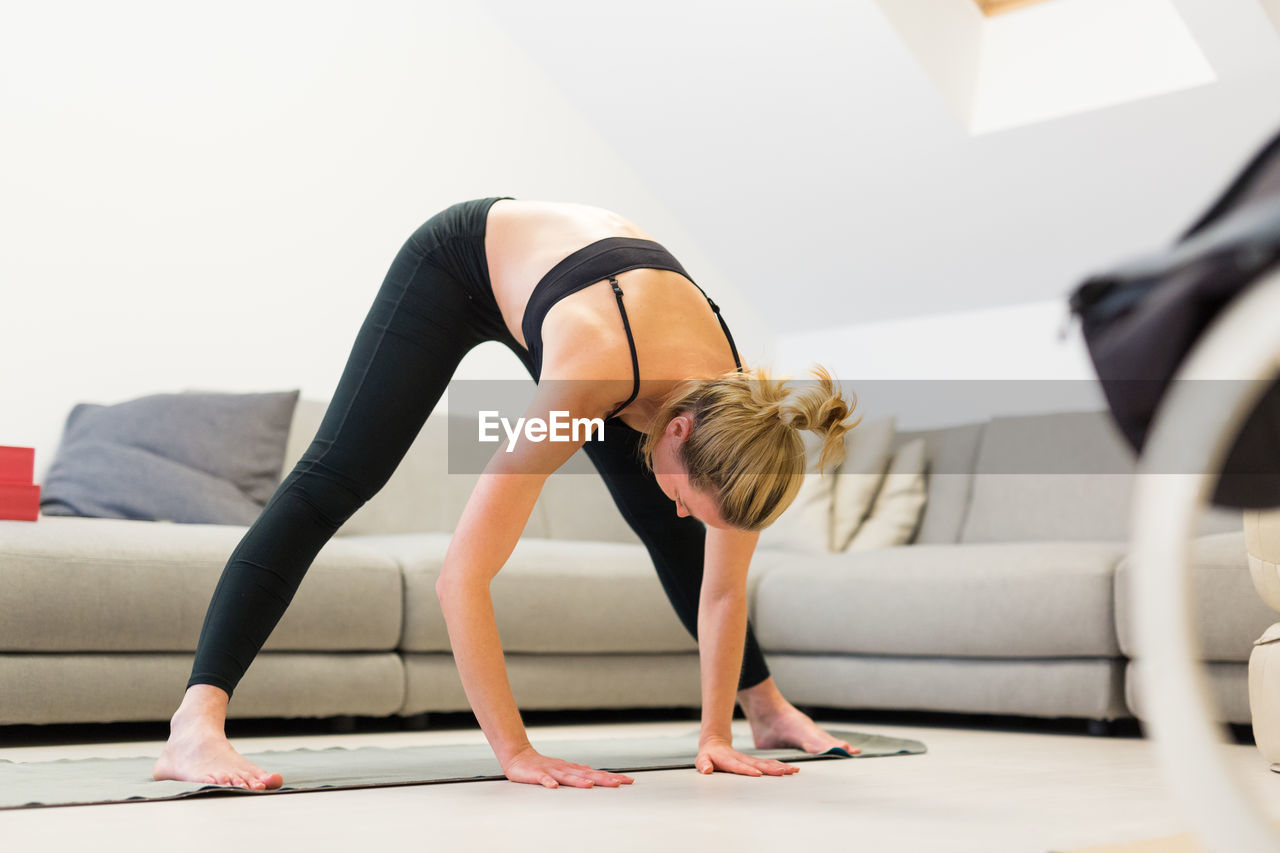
<box><xmin>756</xmin><ymin>430</ymin><xmax>833</xmax><ymax>553</ymax></box>
<box><xmin>830</xmin><ymin>417</ymin><xmax>896</xmax><ymax>552</ymax></box>
<box><xmin>848</xmin><ymin>438</ymin><xmax>927</xmax><ymax>551</ymax></box>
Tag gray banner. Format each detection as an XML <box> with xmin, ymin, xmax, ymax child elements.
<box><xmin>442</xmin><ymin>378</ymin><xmax>1280</xmax><ymax>478</ymax></box>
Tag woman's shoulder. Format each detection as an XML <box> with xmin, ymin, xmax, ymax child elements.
<box><xmin>491</xmin><ymin>199</ymin><xmax>655</xmax><ymax>239</ymax></box>
<box><xmin>536</xmin><ymin>330</ymin><xmax>641</xmax><ymax>421</ymax></box>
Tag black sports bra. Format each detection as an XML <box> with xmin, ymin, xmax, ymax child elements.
<box><xmin>520</xmin><ymin>236</ymin><xmax>743</xmax><ymax>420</ymax></box>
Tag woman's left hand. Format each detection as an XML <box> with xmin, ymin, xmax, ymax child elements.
<box><xmin>694</xmin><ymin>737</ymin><xmax>799</xmax><ymax>777</ymax></box>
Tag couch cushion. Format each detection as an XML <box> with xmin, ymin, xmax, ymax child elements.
<box><xmin>41</xmin><ymin>389</ymin><xmax>299</xmax><ymax>526</ymax></box>
<box><xmin>0</xmin><ymin>652</ymin><xmax>405</xmax><ymax>724</ymax></box>
<box><xmin>768</xmin><ymin>654</ymin><xmax>1128</xmax><ymax>721</ymax></box>
<box><xmin>959</xmin><ymin>411</ymin><xmax>1242</xmax><ymax>543</ymax></box>
<box><xmin>896</xmin><ymin>422</ymin><xmax>984</xmax><ymax>545</ymax></box>
<box><xmin>1126</xmin><ymin>659</ymin><xmax>1251</xmax><ymax>724</ymax></box>
<box><xmin>960</xmin><ymin>412</ymin><xmax>1137</xmax><ymax>543</ymax></box>
<box><xmin>0</xmin><ymin>516</ymin><xmax>402</xmax><ymax>652</ymax></box>
<box><xmin>1115</xmin><ymin>530</ymin><xmax>1271</xmax><ymax>662</ymax></box>
<box><xmin>830</xmin><ymin>417</ymin><xmax>896</xmax><ymax>551</ymax></box>
<box><xmin>757</xmin><ymin>430</ymin><xmax>835</xmax><ymax>553</ymax></box>
<box><xmin>401</xmin><ymin>652</ymin><xmax>701</xmax><ymax>715</ymax></box>
<box><xmin>0</xmin><ymin>650</ymin><xmax>404</xmax><ymax>722</ymax></box>
<box><xmin>753</xmin><ymin>541</ymin><xmax>1125</xmax><ymax>658</ymax></box>
<box><xmin>847</xmin><ymin>438</ymin><xmax>927</xmax><ymax>551</ymax></box>
<box><xmin>349</xmin><ymin>533</ymin><xmax>783</xmax><ymax>655</ymax></box>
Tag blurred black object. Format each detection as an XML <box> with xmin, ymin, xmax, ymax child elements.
<box><xmin>1069</xmin><ymin>127</ymin><xmax>1280</xmax><ymax>509</ymax></box>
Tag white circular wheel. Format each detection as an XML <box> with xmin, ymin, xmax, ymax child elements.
<box><xmin>1131</xmin><ymin>267</ymin><xmax>1280</xmax><ymax>852</ymax></box>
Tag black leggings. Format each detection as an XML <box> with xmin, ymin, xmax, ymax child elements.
<box><xmin>187</xmin><ymin>197</ymin><xmax>771</xmax><ymax>698</ymax></box>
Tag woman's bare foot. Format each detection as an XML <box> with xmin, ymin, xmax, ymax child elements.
<box><xmin>747</xmin><ymin>704</ymin><xmax>860</xmax><ymax>755</ymax></box>
<box><xmin>737</xmin><ymin>677</ymin><xmax>861</xmax><ymax>755</ymax></box>
<box><xmin>152</xmin><ymin>685</ymin><xmax>283</xmax><ymax>791</ymax></box>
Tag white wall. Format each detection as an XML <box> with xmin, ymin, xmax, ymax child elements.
<box><xmin>775</xmin><ymin>298</ymin><xmax>1107</xmax><ymax>429</ymax></box>
<box><xmin>0</xmin><ymin>1</ymin><xmax>770</xmax><ymax>482</ymax></box>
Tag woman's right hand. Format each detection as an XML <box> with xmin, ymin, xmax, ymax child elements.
<box><xmin>502</xmin><ymin>745</ymin><xmax>636</xmax><ymax>789</ymax></box>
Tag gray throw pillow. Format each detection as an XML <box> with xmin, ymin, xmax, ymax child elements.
<box><xmin>40</xmin><ymin>389</ymin><xmax>300</xmax><ymax>525</ymax></box>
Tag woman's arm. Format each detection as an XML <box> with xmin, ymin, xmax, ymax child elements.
<box><xmin>435</xmin><ymin>461</ymin><xmax>545</xmax><ymax>765</ymax></box>
<box><xmin>697</xmin><ymin>526</ymin><xmax>757</xmax><ymax>743</ymax></box>
<box><xmin>435</xmin><ymin>385</ymin><xmax>634</xmax><ymax>788</ymax></box>
<box><xmin>693</xmin><ymin>526</ymin><xmax>798</xmax><ymax>777</ymax></box>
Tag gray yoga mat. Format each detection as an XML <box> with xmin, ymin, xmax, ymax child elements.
<box><xmin>0</xmin><ymin>729</ymin><xmax>925</xmax><ymax>809</ymax></box>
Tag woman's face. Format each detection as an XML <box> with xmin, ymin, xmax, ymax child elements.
<box><xmin>652</xmin><ymin>414</ymin><xmax>731</xmax><ymax>529</ymax></box>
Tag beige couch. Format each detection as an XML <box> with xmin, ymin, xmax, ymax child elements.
<box><xmin>0</xmin><ymin>402</ymin><xmax>1259</xmax><ymax>730</ymax></box>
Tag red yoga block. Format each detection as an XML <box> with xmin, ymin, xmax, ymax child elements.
<box><xmin>0</xmin><ymin>482</ymin><xmax>40</xmax><ymax>521</ymax></box>
<box><xmin>0</xmin><ymin>446</ymin><xmax>35</xmax><ymax>484</ymax></box>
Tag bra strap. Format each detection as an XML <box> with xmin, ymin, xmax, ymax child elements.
<box><xmin>693</xmin><ymin>286</ymin><xmax>744</xmax><ymax>373</ymax></box>
<box><xmin>607</xmin><ymin>276</ymin><xmax>642</xmax><ymax>420</ymax></box>
<box><xmin>604</xmin><ymin>276</ymin><xmax>743</xmax><ymax>421</ymax></box>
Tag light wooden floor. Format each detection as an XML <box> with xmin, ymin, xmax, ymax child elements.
<box><xmin>2</xmin><ymin>717</ymin><xmax>1278</xmax><ymax>853</ymax></box>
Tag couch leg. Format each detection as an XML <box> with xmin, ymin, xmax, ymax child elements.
<box><xmin>329</xmin><ymin>715</ymin><xmax>357</xmax><ymax>734</ymax></box>
<box><xmin>403</xmin><ymin>712</ymin><xmax>431</xmax><ymax>731</ymax></box>
<box><xmin>1086</xmin><ymin>718</ymin><xmax>1114</xmax><ymax>737</ymax></box>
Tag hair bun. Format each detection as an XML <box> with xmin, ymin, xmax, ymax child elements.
<box><xmin>778</xmin><ymin>365</ymin><xmax>860</xmax><ymax>472</ymax></box>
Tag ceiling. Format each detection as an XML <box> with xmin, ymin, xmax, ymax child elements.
<box><xmin>483</xmin><ymin>0</ymin><xmax>1280</xmax><ymax>332</ymax></box>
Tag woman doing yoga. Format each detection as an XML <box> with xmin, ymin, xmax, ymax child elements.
<box><xmin>153</xmin><ymin>197</ymin><xmax>860</xmax><ymax>790</ymax></box>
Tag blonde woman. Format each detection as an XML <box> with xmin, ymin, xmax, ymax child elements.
<box><xmin>154</xmin><ymin>197</ymin><xmax>860</xmax><ymax>791</ymax></box>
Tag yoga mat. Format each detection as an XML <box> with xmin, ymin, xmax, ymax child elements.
<box><xmin>0</xmin><ymin>728</ymin><xmax>924</xmax><ymax>810</ymax></box>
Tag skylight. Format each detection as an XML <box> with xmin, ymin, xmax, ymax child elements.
<box><xmin>973</xmin><ymin>0</ymin><xmax>1057</xmax><ymax>16</ymax></box>
<box><xmin>876</xmin><ymin>0</ymin><xmax>1216</xmax><ymax>135</ymax></box>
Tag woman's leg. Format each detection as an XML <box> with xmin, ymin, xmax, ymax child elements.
<box><xmin>156</xmin><ymin>215</ymin><xmax>498</xmax><ymax>788</ymax></box>
<box><xmin>576</xmin><ymin>418</ymin><xmax>772</xmax><ymax>691</ymax></box>
<box><xmin>188</xmin><ymin>245</ymin><xmax>490</xmax><ymax>696</ymax></box>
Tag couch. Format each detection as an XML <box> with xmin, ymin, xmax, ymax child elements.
<box><xmin>0</xmin><ymin>401</ymin><xmax>1263</xmax><ymax>731</ymax></box>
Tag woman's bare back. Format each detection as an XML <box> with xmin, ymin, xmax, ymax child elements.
<box><xmin>483</xmin><ymin>199</ymin><xmax>740</xmax><ymax>429</ymax></box>
<box><xmin>484</xmin><ymin>199</ymin><xmax>657</xmax><ymax>346</ymax></box>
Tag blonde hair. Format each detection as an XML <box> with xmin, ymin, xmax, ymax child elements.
<box><xmin>640</xmin><ymin>365</ymin><xmax>859</xmax><ymax>530</ymax></box>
